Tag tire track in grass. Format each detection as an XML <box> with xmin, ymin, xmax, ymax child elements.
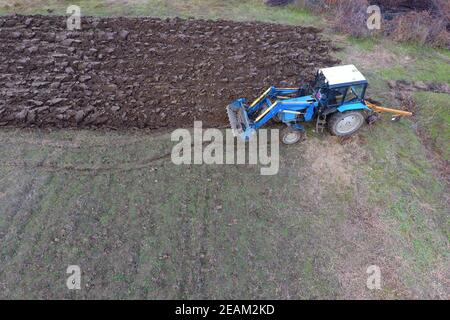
<box><xmin>196</xmin><ymin>166</ymin><xmax>210</xmax><ymax>299</ymax></box>
<box><xmin>0</xmin><ymin>172</ymin><xmax>56</xmax><ymax>298</ymax></box>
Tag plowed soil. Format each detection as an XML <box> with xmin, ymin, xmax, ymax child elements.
<box><xmin>0</xmin><ymin>15</ymin><xmax>339</xmax><ymax>130</ymax></box>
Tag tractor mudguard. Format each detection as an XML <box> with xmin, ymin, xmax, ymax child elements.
<box><xmin>337</xmin><ymin>102</ymin><xmax>370</xmax><ymax>113</ymax></box>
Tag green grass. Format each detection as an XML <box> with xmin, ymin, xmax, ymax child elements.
<box><xmin>360</xmin><ymin>119</ymin><xmax>448</xmax><ymax>294</ymax></box>
<box><xmin>376</xmin><ymin>59</ymin><xmax>450</xmax><ymax>83</ymax></box>
<box><xmin>364</xmin><ymin>119</ymin><xmax>443</xmax><ymax>201</ymax></box>
<box><xmin>0</xmin><ymin>0</ymin><xmax>320</xmax><ymax>26</ymax></box>
<box><xmin>368</xmin><ymin>42</ymin><xmax>450</xmax><ymax>161</ymax></box>
<box><xmin>369</xmin><ymin>41</ymin><xmax>450</xmax><ymax>83</ymax></box>
<box><xmin>5</xmin><ymin>126</ymin><xmax>446</xmax><ymax>299</ymax></box>
<box><xmin>413</xmin><ymin>92</ymin><xmax>450</xmax><ymax>161</ymax></box>
<box><xmin>346</xmin><ymin>36</ymin><xmax>378</xmax><ymax>51</ymax></box>
<box><xmin>339</xmin><ymin>35</ymin><xmax>450</xmax><ymax>84</ymax></box>
<box><xmin>339</xmin><ymin>34</ymin><xmax>450</xmax><ymax>166</ymax></box>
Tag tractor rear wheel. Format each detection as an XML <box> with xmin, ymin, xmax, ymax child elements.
<box><xmin>281</xmin><ymin>127</ymin><xmax>305</xmax><ymax>145</ymax></box>
<box><xmin>328</xmin><ymin>111</ymin><xmax>365</xmax><ymax>136</ymax></box>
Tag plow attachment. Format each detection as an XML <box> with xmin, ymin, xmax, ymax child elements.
<box><xmin>365</xmin><ymin>100</ymin><xmax>413</xmax><ymax>118</ymax></box>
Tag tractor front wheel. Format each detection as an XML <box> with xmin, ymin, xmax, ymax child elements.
<box><xmin>328</xmin><ymin>111</ymin><xmax>365</xmax><ymax>136</ymax></box>
<box><xmin>281</xmin><ymin>127</ymin><xmax>305</xmax><ymax>145</ymax></box>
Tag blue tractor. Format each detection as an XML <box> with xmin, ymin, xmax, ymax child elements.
<box><xmin>227</xmin><ymin>65</ymin><xmax>412</xmax><ymax>144</ymax></box>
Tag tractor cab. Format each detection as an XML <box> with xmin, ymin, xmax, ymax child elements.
<box><xmin>313</xmin><ymin>65</ymin><xmax>368</xmax><ymax>109</ymax></box>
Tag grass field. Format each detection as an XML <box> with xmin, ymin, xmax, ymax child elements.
<box><xmin>0</xmin><ymin>0</ymin><xmax>319</xmax><ymax>25</ymax></box>
<box><xmin>0</xmin><ymin>0</ymin><xmax>449</xmax><ymax>299</ymax></box>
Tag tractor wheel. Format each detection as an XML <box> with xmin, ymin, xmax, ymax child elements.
<box><xmin>281</xmin><ymin>127</ymin><xmax>304</xmax><ymax>145</ymax></box>
<box><xmin>328</xmin><ymin>110</ymin><xmax>365</xmax><ymax>136</ymax></box>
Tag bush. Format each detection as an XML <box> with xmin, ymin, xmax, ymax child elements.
<box><xmin>292</xmin><ymin>0</ymin><xmax>450</xmax><ymax>48</ymax></box>
<box><xmin>331</xmin><ymin>0</ymin><xmax>371</xmax><ymax>37</ymax></box>
<box><xmin>388</xmin><ymin>11</ymin><xmax>450</xmax><ymax>48</ymax></box>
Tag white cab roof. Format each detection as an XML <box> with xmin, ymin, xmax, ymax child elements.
<box><xmin>319</xmin><ymin>64</ymin><xmax>367</xmax><ymax>86</ymax></box>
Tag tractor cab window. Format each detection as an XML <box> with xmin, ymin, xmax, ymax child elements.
<box><xmin>327</xmin><ymin>87</ymin><xmax>347</xmax><ymax>107</ymax></box>
<box><xmin>344</xmin><ymin>84</ymin><xmax>366</xmax><ymax>102</ymax></box>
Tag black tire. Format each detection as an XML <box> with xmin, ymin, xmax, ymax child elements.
<box><xmin>281</xmin><ymin>127</ymin><xmax>304</xmax><ymax>145</ymax></box>
<box><xmin>328</xmin><ymin>110</ymin><xmax>365</xmax><ymax>136</ymax></box>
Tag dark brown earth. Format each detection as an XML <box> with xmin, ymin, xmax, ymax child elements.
<box><xmin>388</xmin><ymin>79</ymin><xmax>450</xmax><ymax>95</ymax></box>
<box><xmin>0</xmin><ymin>15</ymin><xmax>339</xmax><ymax>130</ymax></box>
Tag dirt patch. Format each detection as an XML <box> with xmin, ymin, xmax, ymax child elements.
<box><xmin>0</xmin><ymin>15</ymin><xmax>339</xmax><ymax>130</ymax></box>
<box><xmin>385</xmin><ymin>79</ymin><xmax>450</xmax><ymax>117</ymax></box>
<box><xmin>350</xmin><ymin>45</ymin><xmax>399</xmax><ymax>70</ymax></box>
<box><xmin>306</xmin><ymin>135</ymin><xmax>368</xmax><ymax>187</ymax></box>
<box><xmin>308</xmin><ymin>138</ymin><xmax>353</xmax><ymax>186</ymax></box>
<box><xmin>388</xmin><ymin>80</ymin><xmax>450</xmax><ymax>95</ymax></box>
